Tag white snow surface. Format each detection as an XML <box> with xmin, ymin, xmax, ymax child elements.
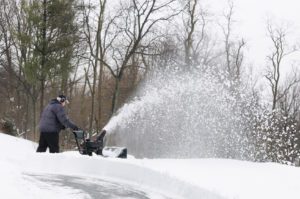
<box><xmin>1</xmin><ymin>132</ymin><xmax>300</xmax><ymax>199</ymax></box>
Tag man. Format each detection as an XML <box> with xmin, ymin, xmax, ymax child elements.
<box><xmin>37</xmin><ymin>95</ymin><xmax>79</xmax><ymax>153</ymax></box>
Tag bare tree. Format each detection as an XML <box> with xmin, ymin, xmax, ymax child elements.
<box><xmin>0</xmin><ymin>0</ymin><xmax>15</xmax><ymax>108</ymax></box>
<box><xmin>82</xmin><ymin>0</ymin><xmax>121</xmax><ymax>132</ymax></box>
<box><xmin>83</xmin><ymin>0</ymin><xmax>105</xmax><ymax>132</ymax></box>
<box><xmin>183</xmin><ymin>0</ymin><xmax>197</xmax><ymax>67</ymax></box>
<box><xmin>100</xmin><ymin>0</ymin><xmax>179</xmax><ymax>114</ymax></box>
<box><xmin>219</xmin><ymin>1</ymin><xmax>245</xmax><ymax>82</ymax></box>
<box><xmin>0</xmin><ymin>0</ymin><xmax>34</xmax><ymax>137</ymax></box>
<box><xmin>264</xmin><ymin>22</ymin><xmax>298</xmax><ymax>110</ymax></box>
<box><xmin>278</xmin><ymin>68</ymin><xmax>300</xmax><ymax>117</ymax></box>
<box><xmin>182</xmin><ymin>0</ymin><xmax>209</xmax><ymax>69</ymax></box>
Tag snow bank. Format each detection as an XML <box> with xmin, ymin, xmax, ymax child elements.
<box><xmin>2</xmin><ymin>132</ymin><xmax>300</xmax><ymax>199</ymax></box>
<box><xmin>129</xmin><ymin>158</ymin><xmax>300</xmax><ymax>199</ymax></box>
<box><xmin>0</xmin><ymin>133</ymin><xmax>222</xmax><ymax>199</ymax></box>
<box><xmin>23</xmin><ymin>154</ymin><xmax>223</xmax><ymax>199</ymax></box>
<box><xmin>0</xmin><ymin>134</ymin><xmax>88</xmax><ymax>199</ymax></box>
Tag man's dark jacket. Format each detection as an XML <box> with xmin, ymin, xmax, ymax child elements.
<box><xmin>39</xmin><ymin>99</ymin><xmax>77</xmax><ymax>133</ymax></box>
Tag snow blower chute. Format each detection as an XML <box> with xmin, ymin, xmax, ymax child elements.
<box><xmin>72</xmin><ymin>130</ymin><xmax>127</xmax><ymax>158</ymax></box>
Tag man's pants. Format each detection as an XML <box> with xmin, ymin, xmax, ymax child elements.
<box><xmin>36</xmin><ymin>132</ymin><xmax>59</xmax><ymax>153</ymax></box>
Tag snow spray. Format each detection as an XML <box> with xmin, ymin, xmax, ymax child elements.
<box><xmin>104</xmin><ymin>68</ymin><xmax>256</xmax><ymax>158</ymax></box>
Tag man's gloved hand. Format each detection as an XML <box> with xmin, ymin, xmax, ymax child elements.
<box><xmin>73</xmin><ymin>126</ymin><xmax>80</xmax><ymax>131</ymax></box>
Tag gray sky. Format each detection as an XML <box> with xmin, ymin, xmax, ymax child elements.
<box><xmin>204</xmin><ymin>0</ymin><xmax>300</xmax><ymax>78</ymax></box>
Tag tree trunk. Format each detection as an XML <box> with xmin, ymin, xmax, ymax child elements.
<box><xmin>111</xmin><ymin>77</ymin><xmax>120</xmax><ymax>114</ymax></box>
<box><xmin>40</xmin><ymin>0</ymin><xmax>47</xmax><ymax>116</ymax></box>
<box><xmin>32</xmin><ymin>98</ymin><xmax>37</xmax><ymax>141</ymax></box>
<box><xmin>97</xmin><ymin>61</ymin><xmax>104</xmax><ymax>131</ymax></box>
<box><xmin>40</xmin><ymin>79</ymin><xmax>45</xmax><ymax>115</ymax></box>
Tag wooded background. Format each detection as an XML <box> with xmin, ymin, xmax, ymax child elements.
<box><xmin>1</xmin><ymin>0</ymin><xmax>300</xmax><ymax>163</ymax></box>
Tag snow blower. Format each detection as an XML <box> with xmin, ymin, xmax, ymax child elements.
<box><xmin>72</xmin><ymin>129</ymin><xmax>127</xmax><ymax>158</ymax></box>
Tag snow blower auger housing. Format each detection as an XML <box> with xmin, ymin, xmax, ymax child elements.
<box><xmin>73</xmin><ymin>130</ymin><xmax>127</xmax><ymax>158</ymax></box>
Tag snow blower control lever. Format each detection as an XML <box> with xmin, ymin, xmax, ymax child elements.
<box><xmin>73</xmin><ymin>130</ymin><xmax>127</xmax><ymax>158</ymax></box>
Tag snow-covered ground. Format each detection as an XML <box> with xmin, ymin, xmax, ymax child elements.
<box><xmin>1</xmin><ymin>132</ymin><xmax>300</xmax><ymax>199</ymax></box>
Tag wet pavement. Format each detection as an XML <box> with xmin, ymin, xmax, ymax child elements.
<box><xmin>25</xmin><ymin>173</ymin><xmax>172</xmax><ymax>199</ymax></box>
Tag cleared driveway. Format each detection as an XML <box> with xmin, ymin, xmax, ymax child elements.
<box><xmin>25</xmin><ymin>173</ymin><xmax>172</xmax><ymax>199</ymax></box>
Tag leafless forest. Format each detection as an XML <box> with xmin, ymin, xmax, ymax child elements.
<box><xmin>1</xmin><ymin>0</ymin><xmax>300</xmax><ymax>163</ymax></box>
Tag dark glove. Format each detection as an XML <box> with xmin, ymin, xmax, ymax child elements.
<box><xmin>73</xmin><ymin>126</ymin><xmax>79</xmax><ymax>131</ymax></box>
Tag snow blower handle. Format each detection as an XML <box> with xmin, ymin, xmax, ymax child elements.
<box><xmin>72</xmin><ymin>130</ymin><xmax>88</xmax><ymax>155</ymax></box>
<box><xmin>73</xmin><ymin>130</ymin><xmax>85</xmax><ymax>139</ymax></box>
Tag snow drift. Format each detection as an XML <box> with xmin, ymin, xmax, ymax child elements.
<box><xmin>1</xmin><ymin>132</ymin><xmax>300</xmax><ymax>199</ymax></box>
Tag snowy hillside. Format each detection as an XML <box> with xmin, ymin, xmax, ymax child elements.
<box><xmin>1</xmin><ymin>132</ymin><xmax>300</xmax><ymax>199</ymax></box>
